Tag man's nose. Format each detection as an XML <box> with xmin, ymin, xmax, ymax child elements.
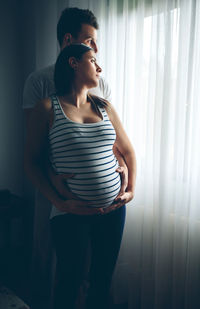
<box><xmin>93</xmin><ymin>42</ymin><xmax>98</xmax><ymax>53</ymax></box>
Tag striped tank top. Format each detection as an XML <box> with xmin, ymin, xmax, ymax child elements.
<box><xmin>49</xmin><ymin>95</ymin><xmax>121</xmax><ymax>218</ymax></box>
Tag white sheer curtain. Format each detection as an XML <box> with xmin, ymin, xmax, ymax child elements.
<box><xmin>32</xmin><ymin>0</ymin><xmax>200</xmax><ymax>308</ymax></box>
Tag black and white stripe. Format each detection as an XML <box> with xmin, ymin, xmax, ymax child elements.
<box><xmin>49</xmin><ymin>95</ymin><xmax>121</xmax><ymax>217</ymax></box>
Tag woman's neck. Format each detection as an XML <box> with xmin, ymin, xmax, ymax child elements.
<box><xmin>61</xmin><ymin>85</ymin><xmax>89</xmax><ymax>108</ymax></box>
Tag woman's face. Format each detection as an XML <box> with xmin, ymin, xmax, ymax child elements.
<box><xmin>75</xmin><ymin>50</ymin><xmax>102</xmax><ymax>88</ymax></box>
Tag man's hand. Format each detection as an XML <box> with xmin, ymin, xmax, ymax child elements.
<box><xmin>48</xmin><ymin>169</ymin><xmax>78</xmax><ymax>199</ymax></box>
<box><xmin>115</xmin><ymin>165</ymin><xmax>128</xmax><ymax>198</ymax></box>
<box><xmin>54</xmin><ymin>198</ymin><xmax>104</xmax><ymax>216</ymax></box>
<box><xmin>102</xmin><ymin>191</ymin><xmax>134</xmax><ymax>214</ymax></box>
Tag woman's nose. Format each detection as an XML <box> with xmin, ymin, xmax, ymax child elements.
<box><xmin>96</xmin><ymin>64</ymin><xmax>102</xmax><ymax>73</ymax></box>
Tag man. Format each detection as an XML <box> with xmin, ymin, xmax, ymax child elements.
<box><xmin>23</xmin><ymin>7</ymin><xmax>129</xmax><ymax>308</ymax></box>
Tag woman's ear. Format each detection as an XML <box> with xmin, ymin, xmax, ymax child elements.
<box><xmin>69</xmin><ymin>57</ymin><xmax>78</xmax><ymax>70</ymax></box>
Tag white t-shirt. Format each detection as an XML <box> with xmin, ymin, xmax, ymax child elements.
<box><xmin>23</xmin><ymin>64</ymin><xmax>111</xmax><ymax>109</ymax></box>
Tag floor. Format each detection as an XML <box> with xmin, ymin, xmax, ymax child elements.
<box><xmin>1</xmin><ymin>271</ymin><xmax>128</xmax><ymax>309</ymax></box>
<box><xmin>0</xmin><ymin>285</ymin><xmax>30</xmax><ymax>309</ymax></box>
<box><xmin>0</xmin><ymin>247</ymin><xmax>128</xmax><ymax>309</ymax></box>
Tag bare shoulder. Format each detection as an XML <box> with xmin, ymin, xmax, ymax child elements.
<box><xmin>104</xmin><ymin>101</ymin><xmax>117</xmax><ymax>121</ymax></box>
<box><xmin>34</xmin><ymin>97</ymin><xmax>52</xmax><ymax>113</ymax></box>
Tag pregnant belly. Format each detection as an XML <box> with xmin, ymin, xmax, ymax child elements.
<box><xmin>66</xmin><ymin>167</ymin><xmax>121</xmax><ymax>208</ymax></box>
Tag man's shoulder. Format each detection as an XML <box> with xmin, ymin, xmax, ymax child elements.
<box><xmin>27</xmin><ymin>64</ymin><xmax>55</xmax><ymax>82</ymax></box>
<box><xmin>92</xmin><ymin>76</ymin><xmax>111</xmax><ymax>102</ymax></box>
<box><xmin>23</xmin><ymin>64</ymin><xmax>55</xmax><ymax>109</ymax></box>
<box><xmin>99</xmin><ymin>75</ymin><xmax>108</xmax><ymax>87</ymax></box>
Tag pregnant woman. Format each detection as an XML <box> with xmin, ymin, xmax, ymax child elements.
<box><xmin>25</xmin><ymin>44</ymin><xmax>136</xmax><ymax>309</ymax></box>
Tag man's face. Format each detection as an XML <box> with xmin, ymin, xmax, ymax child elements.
<box><xmin>63</xmin><ymin>24</ymin><xmax>98</xmax><ymax>53</ymax></box>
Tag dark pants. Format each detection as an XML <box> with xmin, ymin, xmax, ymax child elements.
<box><xmin>50</xmin><ymin>205</ymin><xmax>126</xmax><ymax>309</ymax></box>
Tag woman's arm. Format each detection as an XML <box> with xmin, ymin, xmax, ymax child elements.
<box><xmin>104</xmin><ymin>102</ymin><xmax>137</xmax><ymax>212</ymax></box>
<box><xmin>113</xmin><ymin>144</ymin><xmax>128</xmax><ymax>196</ymax></box>
<box><xmin>24</xmin><ymin>99</ymin><xmax>104</xmax><ymax>215</ymax></box>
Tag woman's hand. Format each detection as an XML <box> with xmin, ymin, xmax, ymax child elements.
<box><xmin>115</xmin><ymin>165</ymin><xmax>128</xmax><ymax>198</ymax></box>
<box><xmin>102</xmin><ymin>191</ymin><xmax>134</xmax><ymax>214</ymax></box>
<box><xmin>54</xmin><ymin>198</ymin><xmax>104</xmax><ymax>216</ymax></box>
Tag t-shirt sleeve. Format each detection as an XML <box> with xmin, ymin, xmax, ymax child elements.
<box><xmin>23</xmin><ymin>73</ymin><xmax>43</xmax><ymax>109</ymax></box>
<box><xmin>100</xmin><ymin>76</ymin><xmax>112</xmax><ymax>103</ymax></box>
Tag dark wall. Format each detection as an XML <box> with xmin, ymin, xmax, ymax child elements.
<box><xmin>0</xmin><ymin>0</ymin><xmax>36</xmax><ymax>198</ymax></box>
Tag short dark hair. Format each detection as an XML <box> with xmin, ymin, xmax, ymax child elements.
<box><xmin>57</xmin><ymin>7</ymin><xmax>99</xmax><ymax>47</ymax></box>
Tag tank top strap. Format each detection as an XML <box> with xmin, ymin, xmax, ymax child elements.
<box><xmin>97</xmin><ymin>106</ymin><xmax>110</xmax><ymax>122</ymax></box>
<box><xmin>50</xmin><ymin>94</ymin><xmax>66</xmax><ymax>122</ymax></box>
<box><xmin>50</xmin><ymin>94</ymin><xmax>61</xmax><ymax>114</ymax></box>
